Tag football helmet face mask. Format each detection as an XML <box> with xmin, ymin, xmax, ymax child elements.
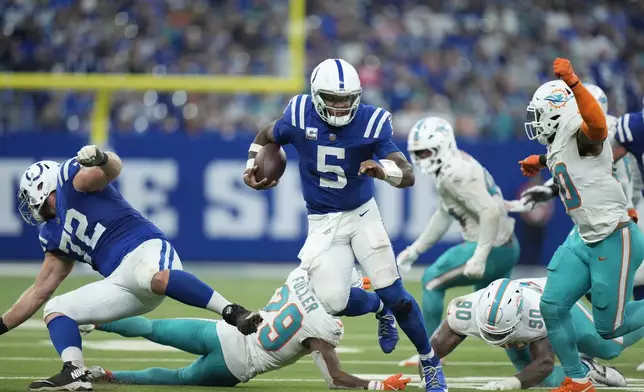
<box><xmin>18</xmin><ymin>161</ymin><xmax>60</xmax><ymax>225</ymax></box>
<box><xmin>407</xmin><ymin>117</ymin><xmax>457</xmax><ymax>174</ymax></box>
<box><xmin>476</xmin><ymin>278</ymin><xmax>524</xmax><ymax>347</ymax></box>
<box><xmin>310</xmin><ymin>58</ymin><xmax>362</xmax><ymax>127</ymax></box>
<box><xmin>525</xmin><ymin>80</ymin><xmax>578</xmax><ymax>145</ymax></box>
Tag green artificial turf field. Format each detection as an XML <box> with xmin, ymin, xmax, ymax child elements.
<box><xmin>0</xmin><ymin>273</ymin><xmax>642</xmax><ymax>392</ymax></box>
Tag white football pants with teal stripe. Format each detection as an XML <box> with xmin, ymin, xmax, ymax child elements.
<box><xmin>421</xmin><ymin>236</ymin><xmax>520</xmax><ymax>337</ymax></box>
<box><xmin>506</xmin><ymin>299</ymin><xmax>644</xmax><ymax>387</ymax></box>
<box><xmin>541</xmin><ymin>221</ymin><xmax>644</xmax><ymax>379</ymax></box>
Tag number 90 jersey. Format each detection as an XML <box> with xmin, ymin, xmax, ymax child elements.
<box><xmin>273</xmin><ymin>95</ymin><xmax>401</xmax><ymax>215</ymax></box>
<box><xmin>546</xmin><ymin>114</ymin><xmax>628</xmax><ymax>243</ymax></box>
<box><xmin>218</xmin><ymin>268</ymin><xmax>344</xmax><ymax>382</ymax></box>
<box><xmin>38</xmin><ymin>158</ymin><xmax>166</xmax><ymax>277</ymax></box>
<box><xmin>447</xmin><ymin>278</ymin><xmax>548</xmax><ymax>348</ymax></box>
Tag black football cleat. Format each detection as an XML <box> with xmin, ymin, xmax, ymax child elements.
<box><xmin>29</xmin><ymin>362</ymin><xmax>92</xmax><ymax>391</ymax></box>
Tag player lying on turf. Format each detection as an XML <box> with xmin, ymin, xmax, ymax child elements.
<box><xmin>396</xmin><ymin>117</ymin><xmax>520</xmax><ymax>367</ymax></box>
<box><xmin>242</xmin><ymin>58</ymin><xmax>447</xmax><ymax>392</ymax></box>
<box><xmin>430</xmin><ymin>278</ymin><xmax>640</xmax><ymax>390</ymax></box>
<box><xmin>82</xmin><ymin>268</ymin><xmax>411</xmax><ymax>390</ymax></box>
<box><xmin>2</xmin><ymin>146</ymin><xmax>261</xmax><ymax>392</ymax></box>
<box><xmin>518</xmin><ymin>58</ymin><xmax>644</xmax><ymax>392</ymax></box>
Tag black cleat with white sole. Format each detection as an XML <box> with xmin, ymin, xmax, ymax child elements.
<box><xmin>29</xmin><ymin>362</ymin><xmax>93</xmax><ymax>391</ymax></box>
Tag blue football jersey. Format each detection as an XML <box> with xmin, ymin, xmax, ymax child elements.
<box><xmin>38</xmin><ymin>158</ymin><xmax>166</xmax><ymax>277</ymax></box>
<box><xmin>615</xmin><ymin>111</ymin><xmax>644</xmax><ymax>175</ymax></box>
<box><xmin>273</xmin><ymin>94</ymin><xmax>401</xmax><ymax>214</ymax></box>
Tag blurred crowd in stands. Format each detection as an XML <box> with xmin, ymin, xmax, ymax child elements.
<box><xmin>1</xmin><ymin>0</ymin><xmax>644</xmax><ymax>140</ymax></box>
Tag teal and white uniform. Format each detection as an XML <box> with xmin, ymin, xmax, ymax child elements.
<box><xmin>99</xmin><ymin>268</ymin><xmax>344</xmax><ymax>386</ymax></box>
<box><xmin>416</xmin><ymin>150</ymin><xmax>519</xmax><ymax>336</ymax></box>
<box><xmin>447</xmin><ymin>278</ymin><xmax>644</xmax><ymax>387</ymax></box>
<box><xmin>541</xmin><ymin>110</ymin><xmax>644</xmax><ymax>379</ymax></box>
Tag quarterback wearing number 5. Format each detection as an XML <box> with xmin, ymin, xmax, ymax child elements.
<box><xmin>520</xmin><ymin>58</ymin><xmax>644</xmax><ymax>392</ymax></box>
<box><xmin>243</xmin><ymin>58</ymin><xmax>447</xmax><ymax>392</ymax></box>
<box><xmin>4</xmin><ymin>146</ymin><xmax>262</xmax><ymax>392</ymax></box>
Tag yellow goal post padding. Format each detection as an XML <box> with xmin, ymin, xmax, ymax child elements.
<box><xmin>0</xmin><ymin>0</ymin><xmax>306</xmax><ymax>147</ymax></box>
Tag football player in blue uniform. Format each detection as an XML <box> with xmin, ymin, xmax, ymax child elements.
<box><xmin>242</xmin><ymin>58</ymin><xmax>447</xmax><ymax>392</ymax></box>
<box><xmin>2</xmin><ymin>146</ymin><xmax>262</xmax><ymax>392</ymax></box>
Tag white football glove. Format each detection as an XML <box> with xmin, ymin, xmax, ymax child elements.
<box><xmin>463</xmin><ymin>255</ymin><xmax>486</xmax><ymax>278</ymax></box>
<box><xmin>479</xmin><ymin>377</ymin><xmax>521</xmax><ymax>390</ymax></box>
<box><xmin>77</xmin><ymin>145</ymin><xmax>108</xmax><ymax>167</ymax></box>
<box><xmin>504</xmin><ymin>199</ymin><xmax>533</xmax><ymax>213</ymax></box>
<box><xmin>396</xmin><ymin>247</ymin><xmax>419</xmax><ymax>273</ymax></box>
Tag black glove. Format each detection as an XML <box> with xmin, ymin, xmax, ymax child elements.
<box><xmin>77</xmin><ymin>145</ymin><xmax>109</xmax><ymax>167</ymax></box>
<box><xmin>520</xmin><ymin>184</ymin><xmax>558</xmax><ymax>205</ymax></box>
<box><xmin>222</xmin><ymin>304</ymin><xmax>263</xmax><ymax>335</ymax></box>
<box><xmin>0</xmin><ymin>318</ymin><xmax>9</xmax><ymax>336</ymax></box>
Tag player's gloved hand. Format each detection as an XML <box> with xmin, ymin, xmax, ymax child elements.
<box><xmin>518</xmin><ymin>155</ymin><xmax>545</xmax><ymax>177</ymax></box>
<box><xmin>0</xmin><ymin>317</ymin><xmax>8</xmax><ymax>336</ymax></box>
<box><xmin>368</xmin><ymin>373</ymin><xmax>412</xmax><ymax>390</ymax></box>
<box><xmin>479</xmin><ymin>377</ymin><xmax>521</xmax><ymax>390</ymax></box>
<box><xmin>362</xmin><ymin>277</ymin><xmax>372</xmax><ymax>290</ymax></box>
<box><xmin>396</xmin><ymin>247</ymin><xmax>419</xmax><ymax>273</ymax></box>
<box><xmin>519</xmin><ymin>184</ymin><xmax>557</xmax><ymax>210</ymax></box>
<box><xmin>553</xmin><ymin>57</ymin><xmax>579</xmax><ymax>87</ymax></box>
<box><xmin>77</xmin><ymin>145</ymin><xmax>108</xmax><ymax>167</ymax></box>
<box><xmin>629</xmin><ymin>208</ymin><xmax>639</xmax><ymax>223</ymax></box>
<box><xmin>463</xmin><ymin>255</ymin><xmax>486</xmax><ymax>279</ymax></box>
<box><xmin>359</xmin><ymin>160</ymin><xmax>386</xmax><ymax>180</ymax></box>
<box><xmin>222</xmin><ymin>304</ymin><xmax>263</xmax><ymax>335</ymax></box>
<box><xmin>242</xmin><ymin>166</ymin><xmax>278</xmax><ymax>191</ymax></box>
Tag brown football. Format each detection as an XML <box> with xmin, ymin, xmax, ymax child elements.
<box><xmin>254</xmin><ymin>143</ymin><xmax>287</xmax><ymax>183</ymax></box>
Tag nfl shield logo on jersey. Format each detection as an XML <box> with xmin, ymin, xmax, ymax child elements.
<box><xmin>306</xmin><ymin>127</ymin><xmax>318</xmax><ymax>140</ymax></box>
<box><xmin>329</xmin><ymin>133</ymin><xmax>336</xmax><ymax>142</ymax></box>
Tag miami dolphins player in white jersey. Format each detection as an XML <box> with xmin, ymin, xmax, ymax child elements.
<box><xmin>3</xmin><ymin>146</ymin><xmax>262</xmax><ymax>392</ymax></box>
<box><xmin>242</xmin><ymin>58</ymin><xmax>447</xmax><ymax>391</ymax></box>
<box><xmin>395</xmin><ymin>117</ymin><xmax>520</xmax><ymax>368</ymax></box>
<box><xmin>430</xmin><ymin>278</ymin><xmax>640</xmax><ymax>390</ymax></box>
<box><xmin>84</xmin><ymin>268</ymin><xmax>411</xmax><ymax>391</ymax></box>
<box><xmin>518</xmin><ymin>58</ymin><xmax>644</xmax><ymax>392</ymax></box>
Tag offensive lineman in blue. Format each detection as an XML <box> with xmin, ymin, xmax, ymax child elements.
<box><xmin>243</xmin><ymin>58</ymin><xmax>447</xmax><ymax>392</ymax></box>
<box><xmin>3</xmin><ymin>146</ymin><xmax>262</xmax><ymax>391</ymax></box>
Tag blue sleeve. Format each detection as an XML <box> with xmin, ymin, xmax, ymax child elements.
<box><xmin>273</xmin><ymin>95</ymin><xmax>310</xmax><ymax>145</ymax></box>
<box><xmin>616</xmin><ymin>111</ymin><xmax>644</xmax><ymax>154</ymax></box>
<box><xmin>57</xmin><ymin>158</ymin><xmax>81</xmax><ymax>189</ymax></box>
<box><xmin>39</xmin><ymin>225</ymin><xmax>58</xmax><ymax>254</ymax></box>
<box><xmin>370</xmin><ymin>110</ymin><xmax>401</xmax><ymax>158</ymax></box>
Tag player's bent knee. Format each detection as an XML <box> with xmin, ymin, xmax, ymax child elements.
<box><xmin>376</xmin><ymin>279</ymin><xmax>413</xmax><ymax>315</ymax></box>
<box><xmin>539</xmin><ymin>297</ymin><xmax>568</xmax><ymax>321</ymax></box>
<box><xmin>363</xmin><ymin>249</ymin><xmax>400</xmax><ymax>290</ymax></box>
<box><xmin>150</xmin><ymin>270</ymin><xmax>170</xmax><ymax>295</ymax></box>
<box><xmin>135</xmin><ymin>261</ymin><xmax>163</xmax><ymax>293</ymax></box>
<box><xmin>317</xmin><ymin>291</ymin><xmax>351</xmax><ymax>315</ymax></box>
<box><xmin>43</xmin><ymin>297</ymin><xmax>71</xmax><ymax>322</ymax></box>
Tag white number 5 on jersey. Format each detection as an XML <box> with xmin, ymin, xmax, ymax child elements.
<box><xmin>317</xmin><ymin>146</ymin><xmax>347</xmax><ymax>189</ymax></box>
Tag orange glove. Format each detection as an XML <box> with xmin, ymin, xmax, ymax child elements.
<box><xmin>553</xmin><ymin>58</ymin><xmax>579</xmax><ymax>87</ymax></box>
<box><xmin>362</xmin><ymin>276</ymin><xmax>372</xmax><ymax>290</ymax></box>
<box><xmin>518</xmin><ymin>155</ymin><xmax>545</xmax><ymax>177</ymax></box>
<box><xmin>382</xmin><ymin>373</ymin><xmax>411</xmax><ymax>390</ymax></box>
<box><xmin>628</xmin><ymin>208</ymin><xmax>639</xmax><ymax>223</ymax></box>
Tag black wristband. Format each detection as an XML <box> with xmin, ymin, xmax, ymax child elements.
<box><xmin>538</xmin><ymin>154</ymin><xmax>547</xmax><ymax>167</ymax></box>
<box><xmin>0</xmin><ymin>318</ymin><xmax>9</xmax><ymax>335</ymax></box>
<box><xmin>98</xmin><ymin>152</ymin><xmax>109</xmax><ymax>166</ymax></box>
<box><xmin>568</xmin><ymin>80</ymin><xmax>580</xmax><ymax>89</ymax></box>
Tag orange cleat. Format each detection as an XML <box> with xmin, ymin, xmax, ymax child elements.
<box><xmin>552</xmin><ymin>377</ymin><xmax>595</xmax><ymax>392</ymax></box>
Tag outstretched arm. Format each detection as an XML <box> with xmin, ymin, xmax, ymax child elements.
<box><xmin>307</xmin><ymin>338</ymin><xmax>410</xmax><ymax>390</ymax></box>
<box><xmin>429</xmin><ymin>320</ymin><xmax>466</xmax><ymax>358</ymax></box>
<box><xmin>0</xmin><ymin>252</ymin><xmax>74</xmax><ymax>333</ymax></box>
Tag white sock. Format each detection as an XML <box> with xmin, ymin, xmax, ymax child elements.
<box><xmin>61</xmin><ymin>346</ymin><xmax>84</xmax><ymax>365</ymax></box>
<box><xmin>207</xmin><ymin>290</ymin><xmax>232</xmax><ymax>314</ymax></box>
<box><xmin>377</xmin><ymin>301</ymin><xmax>384</xmax><ymax>313</ymax></box>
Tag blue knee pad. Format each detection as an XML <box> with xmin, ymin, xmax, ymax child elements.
<box><xmin>376</xmin><ymin>279</ymin><xmax>413</xmax><ymax>317</ymax></box>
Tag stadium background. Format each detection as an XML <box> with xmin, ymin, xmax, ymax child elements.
<box><xmin>4</xmin><ymin>0</ymin><xmax>643</xmax><ymax>266</ymax></box>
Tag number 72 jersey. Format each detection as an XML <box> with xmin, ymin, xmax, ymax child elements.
<box><xmin>446</xmin><ymin>278</ymin><xmax>548</xmax><ymax>348</ymax></box>
<box><xmin>38</xmin><ymin>158</ymin><xmax>165</xmax><ymax>277</ymax></box>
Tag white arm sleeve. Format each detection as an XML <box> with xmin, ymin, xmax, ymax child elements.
<box><xmin>411</xmin><ymin>203</ymin><xmax>453</xmax><ymax>254</ymax></box>
<box><xmin>445</xmin><ymin>172</ymin><xmax>501</xmax><ymax>262</ymax></box>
